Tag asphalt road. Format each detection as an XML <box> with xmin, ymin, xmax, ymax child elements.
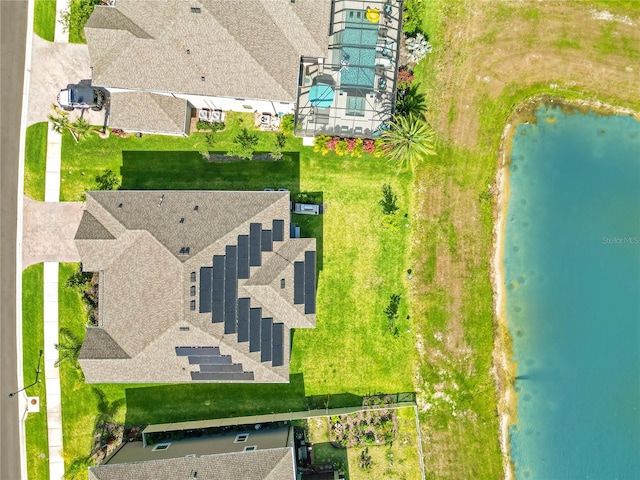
<box><xmin>1</xmin><ymin>1</ymin><xmax>28</xmax><ymax>479</ymax></box>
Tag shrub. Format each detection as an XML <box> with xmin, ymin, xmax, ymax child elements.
<box><xmin>227</xmin><ymin>127</ymin><xmax>258</xmax><ymax>160</ymax></box>
<box><xmin>379</xmin><ymin>184</ymin><xmax>399</xmax><ymax>215</ymax></box>
<box><xmin>397</xmin><ymin>68</ymin><xmax>415</xmax><ymax>90</ymax></box>
<box><xmin>313</xmin><ymin>135</ymin><xmax>331</xmax><ymax>155</ymax></box>
<box><xmin>270</xmin><ymin>132</ymin><xmax>287</xmax><ymax>160</ymax></box>
<box><xmin>95</xmin><ymin>169</ymin><xmax>119</xmax><ymax>190</ymax></box>
<box><xmin>358</xmin><ymin>447</ymin><xmax>373</xmax><ymax>470</ymax></box>
<box><xmin>334</xmin><ymin>139</ymin><xmax>349</xmax><ymax>156</ymax></box>
<box><xmin>405</xmin><ymin>32</ymin><xmax>433</xmax><ymax>63</ymax></box>
<box><xmin>403</xmin><ymin>0</ymin><xmax>427</xmax><ymax>35</ymax></box>
<box><xmin>384</xmin><ymin>294</ymin><xmax>401</xmax><ymax>337</ymax></box>
<box><xmin>280</xmin><ymin>114</ymin><xmax>295</xmax><ymax>134</ymax></box>
<box><xmin>59</xmin><ymin>0</ymin><xmax>100</xmax><ymax>40</ymax></box>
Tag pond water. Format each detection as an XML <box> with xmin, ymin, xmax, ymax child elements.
<box><xmin>505</xmin><ymin>105</ymin><xmax>640</xmax><ymax>479</ymax></box>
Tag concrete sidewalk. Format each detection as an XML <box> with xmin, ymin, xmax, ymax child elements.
<box><xmin>43</xmin><ymin>263</ymin><xmax>64</xmax><ymax>480</ymax></box>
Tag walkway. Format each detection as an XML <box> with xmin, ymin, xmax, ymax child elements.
<box><xmin>41</xmin><ymin>2</ymin><xmax>73</xmax><ymax>479</ymax></box>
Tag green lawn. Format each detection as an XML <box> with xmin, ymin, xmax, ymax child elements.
<box><xmin>24</xmin><ymin>122</ymin><xmax>48</xmax><ymax>201</ymax></box>
<box><xmin>58</xmin><ymin>124</ymin><xmax>415</xmax><ymax>477</ymax></box>
<box><xmin>34</xmin><ymin>0</ymin><xmax>56</xmax><ymax>41</ymax></box>
<box><xmin>60</xmin><ymin>112</ymin><xmax>297</xmax><ymax>201</ymax></box>
<box><xmin>22</xmin><ymin>264</ymin><xmax>49</xmax><ymax>480</ymax></box>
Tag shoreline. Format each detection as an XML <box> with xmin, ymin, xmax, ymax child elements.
<box><xmin>490</xmin><ymin>94</ymin><xmax>639</xmax><ymax>480</ymax></box>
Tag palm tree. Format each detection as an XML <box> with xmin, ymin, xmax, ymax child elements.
<box><xmin>54</xmin><ymin>327</ymin><xmax>83</xmax><ymax>368</ymax></box>
<box><xmin>381</xmin><ymin>114</ymin><xmax>436</xmax><ymax>172</ymax></box>
<box><xmin>69</xmin><ymin>117</ymin><xmax>93</xmax><ymax>142</ymax></box>
<box><xmin>48</xmin><ymin>105</ymin><xmax>70</xmax><ymax>134</ymax></box>
<box><xmin>395</xmin><ymin>84</ymin><xmax>427</xmax><ymax>119</ymax></box>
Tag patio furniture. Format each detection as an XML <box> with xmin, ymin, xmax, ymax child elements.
<box><xmin>354</xmin><ymin>126</ymin><xmax>363</xmax><ymax>135</ymax></box>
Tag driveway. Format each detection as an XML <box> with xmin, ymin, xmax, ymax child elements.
<box><xmin>22</xmin><ymin>196</ymin><xmax>83</xmax><ymax>268</ymax></box>
<box><xmin>28</xmin><ymin>34</ymin><xmax>107</xmax><ymax>127</ymax></box>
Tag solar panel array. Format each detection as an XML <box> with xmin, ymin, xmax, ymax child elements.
<box><xmin>195</xmin><ymin>219</ymin><xmax>314</xmax><ymax>377</ymax></box>
<box><xmin>293</xmin><ymin>251</ymin><xmax>316</xmax><ymax>314</ymax></box>
<box><xmin>175</xmin><ymin>346</ymin><xmax>255</xmax><ymax>381</ymax></box>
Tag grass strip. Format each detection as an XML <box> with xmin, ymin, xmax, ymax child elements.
<box><xmin>24</xmin><ymin>122</ymin><xmax>48</xmax><ymax>201</ymax></box>
<box><xmin>22</xmin><ymin>264</ymin><xmax>49</xmax><ymax>480</ymax></box>
<box><xmin>34</xmin><ymin>0</ymin><xmax>56</xmax><ymax>41</ymax></box>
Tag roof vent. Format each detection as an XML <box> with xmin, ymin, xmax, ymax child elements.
<box><xmin>191</xmin><ymin>7</ymin><xmax>201</xmax><ymax>13</ymax></box>
<box><xmin>201</xmin><ymin>76</ymin><xmax>205</xmax><ymax>82</ymax></box>
<box><xmin>186</xmin><ymin>49</ymin><xmax>191</xmax><ymax>54</ymax></box>
<box><xmin>180</xmin><ymin>217</ymin><xmax>185</xmax><ymax>224</ymax></box>
<box><xmin>179</xmin><ymin>247</ymin><xmax>191</xmax><ymax>255</ymax></box>
<box><xmin>159</xmin><ymin>194</ymin><xmax>165</xmax><ymax>206</ymax></box>
<box><xmin>118</xmin><ymin>203</ymin><xmax>123</xmax><ymax>208</ymax></box>
<box><xmin>194</xmin><ymin>205</ymin><xmax>199</xmax><ymax>211</ymax></box>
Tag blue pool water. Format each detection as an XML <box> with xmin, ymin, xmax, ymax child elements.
<box><xmin>339</xmin><ymin>9</ymin><xmax>378</xmax><ymax>88</ymax></box>
<box><xmin>505</xmin><ymin>105</ymin><xmax>640</xmax><ymax>479</ymax></box>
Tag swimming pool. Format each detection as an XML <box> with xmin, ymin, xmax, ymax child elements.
<box><xmin>339</xmin><ymin>10</ymin><xmax>378</xmax><ymax>88</ymax></box>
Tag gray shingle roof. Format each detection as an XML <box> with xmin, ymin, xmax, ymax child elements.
<box><xmin>109</xmin><ymin>92</ymin><xmax>189</xmax><ymax>135</ymax></box>
<box><xmin>88</xmin><ymin>447</ymin><xmax>295</xmax><ymax>480</ymax></box>
<box><xmin>75</xmin><ymin>191</ymin><xmax>316</xmax><ymax>383</ymax></box>
<box><xmin>86</xmin><ymin>0</ymin><xmax>331</xmax><ymax>102</ymax></box>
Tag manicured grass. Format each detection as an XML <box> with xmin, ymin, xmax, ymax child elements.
<box><xmin>24</xmin><ymin>122</ymin><xmax>48</xmax><ymax>201</ymax></box>
<box><xmin>34</xmin><ymin>0</ymin><xmax>56</xmax><ymax>41</ymax></box>
<box><xmin>59</xmin><ymin>126</ymin><xmax>415</xmax><ymax>475</ymax></box>
<box><xmin>22</xmin><ymin>264</ymin><xmax>49</xmax><ymax>480</ymax></box>
<box><xmin>60</xmin><ymin>112</ymin><xmax>296</xmax><ymax>201</ymax></box>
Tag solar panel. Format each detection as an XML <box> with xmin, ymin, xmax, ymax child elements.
<box><xmin>212</xmin><ymin>255</ymin><xmax>225</xmax><ymax>323</ymax></box>
<box><xmin>199</xmin><ymin>267</ymin><xmax>212</xmax><ymax>313</ymax></box>
<box><xmin>232</xmin><ymin>372</ymin><xmax>255</xmax><ymax>381</ymax></box>
<box><xmin>249</xmin><ymin>223</ymin><xmax>262</xmax><ymax>267</ymax></box>
<box><xmin>293</xmin><ymin>261</ymin><xmax>305</xmax><ymax>304</ymax></box>
<box><xmin>191</xmin><ymin>372</ymin><xmax>238</xmax><ymax>381</ymax></box>
<box><xmin>189</xmin><ymin>355</ymin><xmax>233</xmax><ymax>365</ymax></box>
<box><xmin>249</xmin><ymin>308</ymin><xmax>261</xmax><ymax>352</ymax></box>
<box><xmin>237</xmin><ymin>298</ymin><xmax>250</xmax><ymax>342</ymax></box>
<box><xmin>261</xmin><ymin>229</ymin><xmax>273</xmax><ymax>252</ymax></box>
<box><xmin>224</xmin><ymin>246</ymin><xmax>237</xmax><ymax>334</ymax></box>
<box><xmin>237</xmin><ymin>235</ymin><xmax>250</xmax><ymax>279</ymax></box>
<box><xmin>261</xmin><ymin>318</ymin><xmax>273</xmax><ymax>341</ymax></box>
<box><xmin>272</xmin><ymin>219</ymin><xmax>284</xmax><ymax>242</ymax></box>
<box><xmin>200</xmin><ymin>363</ymin><xmax>244</xmax><ymax>373</ymax></box>
<box><xmin>271</xmin><ymin>323</ymin><xmax>284</xmax><ymax>366</ymax></box>
<box><xmin>304</xmin><ymin>250</ymin><xmax>316</xmax><ymax>314</ymax></box>
<box><xmin>175</xmin><ymin>346</ymin><xmax>220</xmax><ymax>357</ymax></box>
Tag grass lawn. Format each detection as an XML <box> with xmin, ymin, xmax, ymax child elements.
<box><xmin>34</xmin><ymin>0</ymin><xmax>56</xmax><ymax>41</ymax></box>
<box><xmin>24</xmin><ymin>122</ymin><xmax>48</xmax><ymax>201</ymax></box>
<box><xmin>22</xmin><ymin>264</ymin><xmax>49</xmax><ymax>480</ymax></box>
<box><xmin>58</xmin><ymin>123</ymin><xmax>415</xmax><ymax>477</ymax></box>
<box><xmin>307</xmin><ymin>407</ymin><xmax>422</xmax><ymax>480</ymax></box>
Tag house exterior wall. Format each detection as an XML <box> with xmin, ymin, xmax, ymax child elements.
<box><xmin>104</xmin><ymin>88</ymin><xmax>295</xmax><ymax>116</ymax></box>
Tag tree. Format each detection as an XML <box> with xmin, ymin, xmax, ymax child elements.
<box><xmin>54</xmin><ymin>327</ymin><xmax>83</xmax><ymax>368</ymax></box>
<box><xmin>227</xmin><ymin>127</ymin><xmax>258</xmax><ymax>160</ymax></box>
<box><xmin>69</xmin><ymin>117</ymin><xmax>93</xmax><ymax>142</ymax></box>
<box><xmin>379</xmin><ymin>184</ymin><xmax>399</xmax><ymax>215</ymax></box>
<box><xmin>395</xmin><ymin>84</ymin><xmax>426</xmax><ymax>119</ymax></box>
<box><xmin>381</xmin><ymin>114</ymin><xmax>436</xmax><ymax>172</ymax></box>
<box><xmin>270</xmin><ymin>132</ymin><xmax>287</xmax><ymax>160</ymax></box>
<box><xmin>48</xmin><ymin>105</ymin><xmax>70</xmax><ymax>134</ymax></box>
<box><xmin>59</xmin><ymin>0</ymin><xmax>100</xmax><ymax>42</ymax></box>
<box><xmin>95</xmin><ymin>169</ymin><xmax>120</xmax><ymax>190</ymax></box>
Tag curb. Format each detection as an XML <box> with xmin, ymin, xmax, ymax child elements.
<box><xmin>16</xmin><ymin>0</ymin><xmax>36</xmax><ymax>478</ymax></box>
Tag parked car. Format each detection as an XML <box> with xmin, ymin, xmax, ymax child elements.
<box><xmin>58</xmin><ymin>85</ymin><xmax>105</xmax><ymax>111</ymax></box>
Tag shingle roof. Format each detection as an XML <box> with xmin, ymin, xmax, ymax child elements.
<box><xmin>108</xmin><ymin>92</ymin><xmax>189</xmax><ymax>135</ymax></box>
<box><xmin>88</xmin><ymin>447</ymin><xmax>295</xmax><ymax>480</ymax></box>
<box><xmin>75</xmin><ymin>191</ymin><xmax>316</xmax><ymax>383</ymax></box>
<box><xmin>86</xmin><ymin>0</ymin><xmax>331</xmax><ymax>102</ymax></box>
